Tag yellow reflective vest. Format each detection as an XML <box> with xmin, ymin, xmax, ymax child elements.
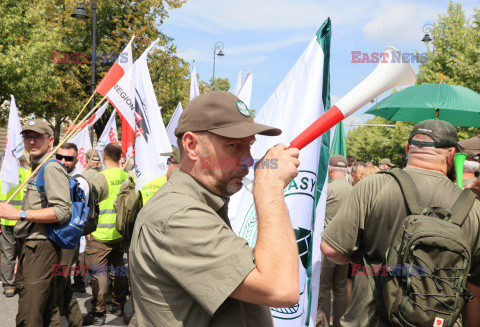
<box><xmin>91</xmin><ymin>168</ymin><xmax>129</xmax><ymax>241</ymax></box>
<box><xmin>139</xmin><ymin>175</ymin><xmax>167</xmax><ymax>206</ymax></box>
<box><xmin>0</xmin><ymin>167</ymin><xmax>31</xmax><ymax>226</ymax></box>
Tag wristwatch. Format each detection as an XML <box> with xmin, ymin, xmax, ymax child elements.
<box><xmin>20</xmin><ymin>210</ymin><xmax>27</xmax><ymax>221</ymax></box>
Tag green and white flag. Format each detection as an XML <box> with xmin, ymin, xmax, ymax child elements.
<box><xmin>229</xmin><ymin>18</ymin><xmax>332</xmax><ymax>326</ymax></box>
<box><xmin>330</xmin><ymin>120</ymin><xmax>347</xmax><ymax>157</ymax></box>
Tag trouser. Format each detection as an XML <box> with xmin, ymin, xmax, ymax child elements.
<box><xmin>317</xmin><ymin>255</ymin><xmax>349</xmax><ymax>327</ymax></box>
<box><xmin>0</xmin><ymin>225</ymin><xmax>18</xmax><ymax>287</ymax></box>
<box><xmin>86</xmin><ymin>238</ymin><xmax>127</xmax><ymax>314</ymax></box>
<box><xmin>73</xmin><ymin>250</ymin><xmax>87</xmax><ymax>286</ymax></box>
<box><xmin>55</xmin><ymin>246</ymin><xmax>82</xmax><ymax>327</ymax></box>
<box><xmin>16</xmin><ymin>239</ymin><xmax>62</xmax><ymax>327</ymax></box>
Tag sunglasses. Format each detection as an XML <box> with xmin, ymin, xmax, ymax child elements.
<box><xmin>167</xmin><ymin>157</ymin><xmax>178</xmax><ymax>165</ymax></box>
<box><xmin>56</xmin><ymin>154</ymin><xmax>76</xmax><ymax>162</ymax></box>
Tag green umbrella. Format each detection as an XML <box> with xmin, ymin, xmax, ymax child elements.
<box><xmin>365</xmin><ymin>84</ymin><xmax>480</xmax><ymax>127</ymax></box>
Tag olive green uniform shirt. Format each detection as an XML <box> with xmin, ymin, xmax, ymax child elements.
<box><xmin>322</xmin><ymin>168</ymin><xmax>480</xmax><ymax>327</ymax></box>
<box><xmin>14</xmin><ymin>153</ymin><xmax>71</xmax><ymax>240</ymax></box>
<box><xmin>81</xmin><ymin>166</ymin><xmax>101</xmax><ymax>182</ymax></box>
<box><xmin>129</xmin><ymin>168</ymin><xmax>273</xmax><ymax>327</ymax></box>
<box><xmin>324</xmin><ymin>176</ymin><xmax>353</xmax><ymax>227</ymax></box>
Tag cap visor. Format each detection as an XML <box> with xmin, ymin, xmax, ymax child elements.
<box><xmin>459</xmin><ymin>137</ymin><xmax>480</xmax><ymax>150</ymax></box>
<box><xmin>21</xmin><ymin>127</ymin><xmax>45</xmax><ymax>135</ymax></box>
<box><xmin>208</xmin><ymin>122</ymin><xmax>281</xmax><ymax>138</ymax></box>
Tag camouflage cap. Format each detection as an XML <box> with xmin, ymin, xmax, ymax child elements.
<box><xmin>160</xmin><ymin>147</ymin><xmax>181</xmax><ymax>163</ymax></box>
<box><xmin>174</xmin><ymin>91</ymin><xmax>281</xmax><ymax>138</ymax></box>
<box><xmin>85</xmin><ymin>149</ymin><xmax>101</xmax><ymax>162</ymax></box>
<box><xmin>408</xmin><ymin>119</ymin><xmax>458</xmax><ymax>148</ymax></box>
<box><xmin>329</xmin><ymin>154</ymin><xmax>347</xmax><ymax>168</ymax></box>
<box><xmin>379</xmin><ymin>158</ymin><xmax>394</xmax><ymax>166</ymax></box>
<box><xmin>21</xmin><ymin>119</ymin><xmax>53</xmax><ymax>136</ymax></box>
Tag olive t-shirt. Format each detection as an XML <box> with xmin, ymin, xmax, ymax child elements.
<box><xmin>322</xmin><ymin>167</ymin><xmax>480</xmax><ymax>327</ymax></box>
<box><xmin>129</xmin><ymin>168</ymin><xmax>273</xmax><ymax>327</ymax></box>
<box><xmin>324</xmin><ymin>176</ymin><xmax>353</xmax><ymax>227</ymax></box>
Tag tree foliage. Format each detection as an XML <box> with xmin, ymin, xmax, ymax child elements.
<box><xmin>199</xmin><ymin>77</ymin><xmax>231</xmax><ymax>93</ymax></box>
<box><xmin>0</xmin><ymin>0</ymin><xmax>189</xmax><ymax>142</ymax></box>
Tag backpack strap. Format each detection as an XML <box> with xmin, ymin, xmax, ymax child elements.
<box><xmin>36</xmin><ymin>159</ymin><xmax>64</xmax><ymax>209</ymax></box>
<box><xmin>449</xmin><ymin>188</ymin><xmax>476</xmax><ymax>227</ymax></box>
<box><xmin>380</xmin><ymin>168</ymin><xmax>424</xmax><ymax>215</ymax></box>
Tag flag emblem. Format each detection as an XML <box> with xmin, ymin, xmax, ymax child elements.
<box><xmin>236</xmin><ymin>100</ymin><xmax>251</xmax><ymax>117</ymax></box>
<box><xmin>434</xmin><ymin>317</ymin><xmax>444</xmax><ymax>326</ymax></box>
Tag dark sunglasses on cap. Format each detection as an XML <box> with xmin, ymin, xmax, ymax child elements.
<box><xmin>167</xmin><ymin>157</ymin><xmax>178</xmax><ymax>165</ymax></box>
<box><xmin>56</xmin><ymin>154</ymin><xmax>76</xmax><ymax>162</ymax></box>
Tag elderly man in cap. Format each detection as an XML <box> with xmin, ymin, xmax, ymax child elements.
<box><xmin>82</xmin><ymin>149</ymin><xmax>102</xmax><ymax>181</ymax></box>
<box><xmin>129</xmin><ymin>91</ymin><xmax>300</xmax><ymax>326</ymax></box>
<box><xmin>0</xmin><ymin>119</ymin><xmax>71</xmax><ymax>326</ymax></box>
<box><xmin>321</xmin><ymin>119</ymin><xmax>480</xmax><ymax>326</ymax></box>
<box><xmin>317</xmin><ymin>155</ymin><xmax>352</xmax><ymax>327</ymax></box>
<box><xmin>378</xmin><ymin>158</ymin><xmax>394</xmax><ymax>171</ymax></box>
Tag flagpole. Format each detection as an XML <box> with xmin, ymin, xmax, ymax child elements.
<box><xmin>5</xmin><ymin>97</ymin><xmax>107</xmax><ymax>204</ymax></box>
<box><xmin>122</xmin><ymin>152</ymin><xmax>134</xmax><ymax>171</ymax></box>
<box><xmin>63</xmin><ymin>92</ymin><xmax>96</xmax><ymax>142</ymax></box>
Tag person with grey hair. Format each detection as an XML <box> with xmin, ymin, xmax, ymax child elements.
<box><xmin>462</xmin><ymin>156</ymin><xmax>480</xmax><ymax>187</ymax></box>
<box><xmin>317</xmin><ymin>154</ymin><xmax>352</xmax><ymax>327</ymax></box>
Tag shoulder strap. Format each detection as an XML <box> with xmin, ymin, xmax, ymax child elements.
<box><xmin>449</xmin><ymin>188</ymin><xmax>476</xmax><ymax>227</ymax></box>
<box><xmin>381</xmin><ymin>168</ymin><xmax>424</xmax><ymax>215</ymax></box>
<box><xmin>36</xmin><ymin>159</ymin><xmax>64</xmax><ymax>209</ymax></box>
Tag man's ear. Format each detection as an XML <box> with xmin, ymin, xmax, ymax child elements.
<box><xmin>405</xmin><ymin>142</ymin><xmax>410</xmax><ymax>155</ymax></box>
<box><xmin>48</xmin><ymin>136</ymin><xmax>54</xmax><ymax>148</ymax></box>
<box><xmin>447</xmin><ymin>148</ymin><xmax>456</xmax><ymax>166</ymax></box>
<box><xmin>182</xmin><ymin>132</ymin><xmax>200</xmax><ymax>161</ymax></box>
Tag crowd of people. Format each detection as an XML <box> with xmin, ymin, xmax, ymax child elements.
<box><xmin>1</xmin><ymin>91</ymin><xmax>480</xmax><ymax>327</ymax></box>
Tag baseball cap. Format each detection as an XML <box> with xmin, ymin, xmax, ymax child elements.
<box><xmin>379</xmin><ymin>158</ymin><xmax>394</xmax><ymax>166</ymax></box>
<box><xmin>459</xmin><ymin>133</ymin><xmax>480</xmax><ymax>156</ymax></box>
<box><xmin>408</xmin><ymin>119</ymin><xmax>458</xmax><ymax>148</ymax></box>
<box><xmin>329</xmin><ymin>154</ymin><xmax>347</xmax><ymax>168</ymax></box>
<box><xmin>85</xmin><ymin>149</ymin><xmax>101</xmax><ymax>162</ymax></box>
<box><xmin>160</xmin><ymin>147</ymin><xmax>181</xmax><ymax>163</ymax></box>
<box><xmin>21</xmin><ymin>119</ymin><xmax>53</xmax><ymax>136</ymax></box>
<box><xmin>174</xmin><ymin>91</ymin><xmax>281</xmax><ymax>138</ymax></box>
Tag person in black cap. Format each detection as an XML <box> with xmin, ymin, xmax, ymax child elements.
<box><xmin>129</xmin><ymin>91</ymin><xmax>300</xmax><ymax>326</ymax></box>
<box><xmin>321</xmin><ymin>119</ymin><xmax>480</xmax><ymax>326</ymax></box>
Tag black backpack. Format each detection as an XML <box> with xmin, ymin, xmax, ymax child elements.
<box><xmin>73</xmin><ymin>174</ymin><xmax>100</xmax><ymax>236</ymax></box>
<box><xmin>363</xmin><ymin>168</ymin><xmax>476</xmax><ymax>327</ymax></box>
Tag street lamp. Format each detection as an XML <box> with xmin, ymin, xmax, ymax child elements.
<box><xmin>421</xmin><ymin>23</ymin><xmax>434</xmax><ymax>50</ymax></box>
<box><xmin>212</xmin><ymin>41</ymin><xmax>225</xmax><ymax>82</ymax></box>
<box><xmin>72</xmin><ymin>0</ymin><xmax>97</xmax><ymax>142</ymax></box>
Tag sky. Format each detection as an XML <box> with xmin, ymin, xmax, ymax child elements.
<box><xmin>161</xmin><ymin>0</ymin><xmax>478</xmax><ymax>133</ymax></box>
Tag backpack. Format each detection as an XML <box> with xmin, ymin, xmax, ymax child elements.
<box><xmin>36</xmin><ymin>159</ymin><xmax>91</xmax><ymax>249</ymax></box>
<box><xmin>115</xmin><ymin>176</ymin><xmax>142</xmax><ymax>241</ymax></box>
<box><xmin>73</xmin><ymin>174</ymin><xmax>99</xmax><ymax>236</ymax></box>
<box><xmin>362</xmin><ymin>168</ymin><xmax>476</xmax><ymax>327</ymax></box>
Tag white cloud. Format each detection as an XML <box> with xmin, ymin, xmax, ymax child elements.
<box><xmin>227</xmin><ymin>35</ymin><xmax>311</xmax><ymax>55</ymax></box>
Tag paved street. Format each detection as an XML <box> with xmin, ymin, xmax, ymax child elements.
<box><xmin>0</xmin><ymin>277</ymin><xmax>133</xmax><ymax>326</ymax></box>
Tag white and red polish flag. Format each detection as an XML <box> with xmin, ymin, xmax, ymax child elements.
<box><xmin>95</xmin><ymin>109</ymin><xmax>118</xmax><ymax>158</ymax></box>
<box><xmin>95</xmin><ymin>36</ymin><xmax>135</xmax><ymax>157</ymax></box>
<box><xmin>0</xmin><ymin>95</ymin><xmax>24</xmax><ymax>194</ymax></box>
<box><xmin>70</xmin><ymin>127</ymin><xmax>92</xmax><ymax>175</ymax></box>
<box><xmin>64</xmin><ymin>101</ymin><xmax>109</xmax><ymax>132</ymax></box>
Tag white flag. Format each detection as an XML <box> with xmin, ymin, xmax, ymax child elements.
<box><xmin>0</xmin><ymin>95</ymin><xmax>24</xmax><ymax>194</ymax></box>
<box><xmin>132</xmin><ymin>40</ymin><xmax>172</xmax><ymax>191</ymax></box>
<box><xmin>190</xmin><ymin>62</ymin><xmax>200</xmax><ymax>100</ymax></box>
<box><xmin>232</xmin><ymin>71</ymin><xmax>243</xmax><ymax>96</ymax></box>
<box><xmin>165</xmin><ymin>102</ymin><xmax>183</xmax><ymax>147</ymax></box>
<box><xmin>70</xmin><ymin>128</ymin><xmax>92</xmax><ymax>175</ymax></box>
<box><xmin>236</xmin><ymin>70</ymin><xmax>253</xmax><ymax>108</ymax></box>
<box><xmin>96</xmin><ymin>110</ymin><xmax>118</xmax><ymax>158</ymax></box>
<box><xmin>230</xmin><ymin>20</ymin><xmax>332</xmax><ymax>327</ymax></box>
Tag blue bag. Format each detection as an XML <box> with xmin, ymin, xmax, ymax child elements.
<box><xmin>36</xmin><ymin>159</ymin><xmax>90</xmax><ymax>249</ymax></box>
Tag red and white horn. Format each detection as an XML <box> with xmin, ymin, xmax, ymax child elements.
<box><xmin>288</xmin><ymin>46</ymin><xmax>416</xmax><ymax>150</ymax></box>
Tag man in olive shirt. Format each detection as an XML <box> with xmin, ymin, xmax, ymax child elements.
<box><xmin>129</xmin><ymin>91</ymin><xmax>301</xmax><ymax>327</ymax></box>
<box><xmin>83</xmin><ymin>143</ymin><xmax>129</xmax><ymax>326</ymax></box>
<box><xmin>317</xmin><ymin>155</ymin><xmax>352</xmax><ymax>327</ymax></box>
<box><xmin>321</xmin><ymin>119</ymin><xmax>480</xmax><ymax>326</ymax></box>
<box><xmin>0</xmin><ymin>119</ymin><xmax>71</xmax><ymax>326</ymax></box>
<box><xmin>82</xmin><ymin>149</ymin><xmax>102</xmax><ymax>181</ymax></box>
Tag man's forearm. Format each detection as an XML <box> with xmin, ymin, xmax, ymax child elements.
<box><xmin>23</xmin><ymin>208</ymin><xmax>59</xmax><ymax>223</ymax></box>
<box><xmin>253</xmin><ymin>181</ymin><xmax>299</xmax><ymax>296</ymax></box>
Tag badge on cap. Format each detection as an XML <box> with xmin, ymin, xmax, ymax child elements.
<box><xmin>29</xmin><ymin>121</ymin><xmax>35</xmax><ymax>126</ymax></box>
<box><xmin>236</xmin><ymin>100</ymin><xmax>251</xmax><ymax>117</ymax></box>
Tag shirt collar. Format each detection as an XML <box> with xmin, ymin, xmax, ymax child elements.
<box><xmin>168</xmin><ymin>168</ymin><xmax>229</xmax><ymax>214</ymax></box>
<box><xmin>30</xmin><ymin>152</ymin><xmax>52</xmax><ymax>171</ymax></box>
